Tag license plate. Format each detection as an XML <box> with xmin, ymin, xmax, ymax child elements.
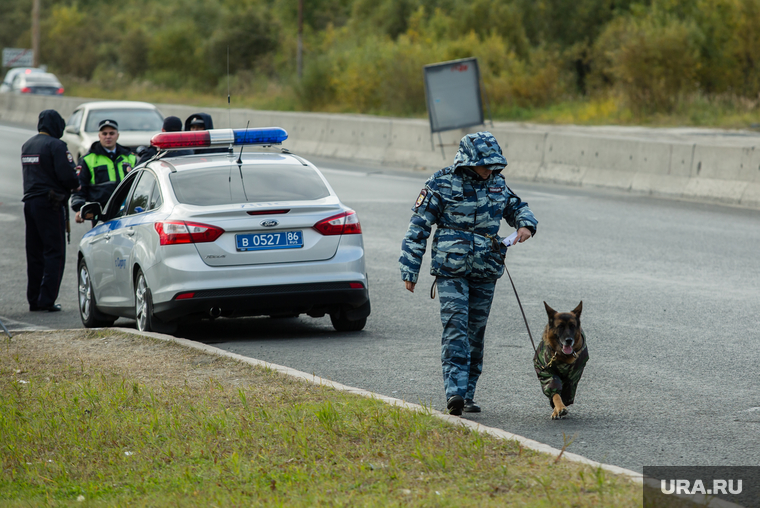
<box><xmin>235</xmin><ymin>231</ymin><xmax>303</xmax><ymax>251</ymax></box>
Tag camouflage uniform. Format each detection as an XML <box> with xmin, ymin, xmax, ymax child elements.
<box><xmin>533</xmin><ymin>332</ymin><xmax>589</xmax><ymax>408</ymax></box>
<box><xmin>399</xmin><ymin>132</ymin><xmax>538</xmax><ymax>402</ymax></box>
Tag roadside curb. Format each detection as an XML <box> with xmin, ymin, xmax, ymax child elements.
<box><xmin>111</xmin><ymin>327</ymin><xmax>644</xmax><ymax>483</ymax></box>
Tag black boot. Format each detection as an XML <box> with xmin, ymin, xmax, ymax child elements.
<box><xmin>463</xmin><ymin>399</ymin><xmax>481</xmax><ymax>413</ymax></box>
<box><xmin>447</xmin><ymin>395</ymin><xmax>464</xmax><ymax>415</ymax></box>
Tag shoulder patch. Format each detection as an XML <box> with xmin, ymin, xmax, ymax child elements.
<box><xmin>413</xmin><ymin>189</ymin><xmax>427</xmax><ymax>211</ymax></box>
<box><xmin>66</xmin><ymin>151</ymin><xmax>74</xmax><ymax>163</ymax></box>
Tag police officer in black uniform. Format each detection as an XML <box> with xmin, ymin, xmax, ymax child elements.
<box><xmin>21</xmin><ymin>109</ymin><xmax>79</xmax><ymax>312</ymax></box>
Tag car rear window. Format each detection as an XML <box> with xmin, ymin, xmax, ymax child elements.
<box><xmin>26</xmin><ymin>75</ymin><xmax>60</xmax><ymax>85</ymax></box>
<box><xmin>170</xmin><ymin>165</ymin><xmax>331</xmax><ymax>205</ymax></box>
<box><xmin>84</xmin><ymin>108</ymin><xmax>164</xmax><ymax>132</ymax></box>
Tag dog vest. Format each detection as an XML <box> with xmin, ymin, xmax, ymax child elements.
<box><xmin>533</xmin><ymin>332</ymin><xmax>589</xmax><ymax>408</ymax></box>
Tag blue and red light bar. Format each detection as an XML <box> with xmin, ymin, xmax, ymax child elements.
<box><xmin>150</xmin><ymin>127</ymin><xmax>288</xmax><ymax>150</ymax></box>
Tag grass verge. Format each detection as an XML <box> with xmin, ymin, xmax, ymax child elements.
<box><xmin>1</xmin><ymin>330</ymin><xmax>641</xmax><ymax>507</ymax></box>
<box><xmin>65</xmin><ymin>78</ymin><xmax>760</xmax><ymax>131</ymax></box>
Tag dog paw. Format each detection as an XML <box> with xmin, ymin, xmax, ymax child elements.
<box><xmin>551</xmin><ymin>408</ymin><xmax>568</xmax><ymax>420</ymax></box>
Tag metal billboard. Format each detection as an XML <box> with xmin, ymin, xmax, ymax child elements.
<box><xmin>2</xmin><ymin>48</ymin><xmax>34</xmax><ymax>68</ymax></box>
<box><xmin>423</xmin><ymin>57</ymin><xmax>484</xmax><ymax>134</ymax></box>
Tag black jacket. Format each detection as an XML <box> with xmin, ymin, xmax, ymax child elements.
<box><xmin>70</xmin><ymin>142</ymin><xmax>134</xmax><ymax>211</ymax></box>
<box><xmin>21</xmin><ymin>110</ymin><xmax>78</xmax><ymax>201</ymax></box>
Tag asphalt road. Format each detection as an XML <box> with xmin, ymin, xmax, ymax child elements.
<box><xmin>1</xmin><ymin>120</ymin><xmax>759</xmax><ymax>473</ymax></box>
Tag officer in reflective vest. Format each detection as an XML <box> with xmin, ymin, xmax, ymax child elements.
<box><xmin>71</xmin><ymin>119</ymin><xmax>136</xmax><ymax>223</ymax></box>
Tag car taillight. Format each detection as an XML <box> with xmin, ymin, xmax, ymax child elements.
<box><xmin>56</xmin><ymin>87</ymin><xmax>64</xmax><ymax>94</ymax></box>
<box><xmin>154</xmin><ymin>221</ymin><xmax>225</xmax><ymax>245</ymax></box>
<box><xmin>20</xmin><ymin>87</ymin><xmax>31</xmax><ymax>93</ymax></box>
<box><xmin>313</xmin><ymin>210</ymin><xmax>362</xmax><ymax>236</ymax></box>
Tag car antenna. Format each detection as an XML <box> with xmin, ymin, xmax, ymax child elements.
<box><xmin>236</xmin><ymin>121</ymin><xmax>249</xmax><ymax>165</ymax></box>
<box><xmin>237</xmin><ymin>121</ymin><xmax>250</xmax><ymax>201</ymax></box>
<box><xmin>227</xmin><ymin>46</ymin><xmax>231</xmax><ymax>129</ymax></box>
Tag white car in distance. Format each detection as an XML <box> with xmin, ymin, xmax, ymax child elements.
<box><xmin>62</xmin><ymin>101</ymin><xmax>164</xmax><ymax>161</ymax></box>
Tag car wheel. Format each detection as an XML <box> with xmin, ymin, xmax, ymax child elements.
<box><xmin>134</xmin><ymin>269</ymin><xmax>176</xmax><ymax>334</ymax></box>
<box><xmin>78</xmin><ymin>259</ymin><xmax>115</xmax><ymax>328</ymax></box>
<box><xmin>330</xmin><ymin>313</ymin><xmax>367</xmax><ymax>332</ymax></box>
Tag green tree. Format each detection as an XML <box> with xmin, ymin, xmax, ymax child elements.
<box><xmin>40</xmin><ymin>4</ymin><xmax>102</xmax><ymax>78</ymax></box>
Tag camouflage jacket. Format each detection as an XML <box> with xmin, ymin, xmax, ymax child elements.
<box><xmin>399</xmin><ymin>132</ymin><xmax>538</xmax><ymax>283</ymax></box>
<box><xmin>533</xmin><ymin>332</ymin><xmax>589</xmax><ymax>407</ymax></box>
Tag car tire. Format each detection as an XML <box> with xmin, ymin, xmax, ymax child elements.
<box><xmin>330</xmin><ymin>313</ymin><xmax>367</xmax><ymax>332</ymax></box>
<box><xmin>134</xmin><ymin>269</ymin><xmax>177</xmax><ymax>334</ymax></box>
<box><xmin>78</xmin><ymin>259</ymin><xmax>116</xmax><ymax>328</ymax></box>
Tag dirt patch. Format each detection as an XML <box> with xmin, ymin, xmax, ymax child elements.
<box><xmin>3</xmin><ymin>329</ymin><xmax>271</xmax><ymax>389</ymax></box>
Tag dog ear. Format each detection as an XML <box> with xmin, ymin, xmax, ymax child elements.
<box><xmin>572</xmin><ymin>301</ymin><xmax>583</xmax><ymax>319</ymax></box>
<box><xmin>544</xmin><ymin>301</ymin><xmax>557</xmax><ymax>321</ymax></box>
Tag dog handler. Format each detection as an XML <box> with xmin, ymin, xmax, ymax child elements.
<box><xmin>399</xmin><ymin>131</ymin><xmax>538</xmax><ymax>415</ymax></box>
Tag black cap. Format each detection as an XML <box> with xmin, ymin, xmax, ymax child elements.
<box><xmin>190</xmin><ymin>117</ymin><xmax>205</xmax><ymax>127</ymax></box>
<box><xmin>98</xmin><ymin>119</ymin><xmax>119</xmax><ymax>131</ymax></box>
<box><xmin>162</xmin><ymin>116</ymin><xmax>182</xmax><ymax>132</ymax></box>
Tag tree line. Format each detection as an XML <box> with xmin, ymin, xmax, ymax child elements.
<box><xmin>2</xmin><ymin>0</ymin><xmax>760</xmax><ymax>117</ymax></box>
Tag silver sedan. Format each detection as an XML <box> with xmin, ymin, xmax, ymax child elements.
<box><xmin>76</xmin><ymin>128</ymin><xmax>370</xmax><ymax>334</ymax></box>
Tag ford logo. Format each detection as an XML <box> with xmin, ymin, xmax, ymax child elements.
<box><xmin>260</xmin><ymin>219</ymin><xmax>279</xmax><ymax>227</ymax></box>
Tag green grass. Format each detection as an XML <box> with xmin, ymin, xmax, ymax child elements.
<box><xmin>64</xmin><ymin>76</ymin><xmax>760</xmax><ymax>132</ymax></box>
<box><xmin>0</xmin><ymin>331</ymin><xmax>641</xmax><ymax>506</ymax></box>
<box><xmin>65</xmin><ymin>78</ymin><xmax>302</xmax><ymax>114</ymax></box>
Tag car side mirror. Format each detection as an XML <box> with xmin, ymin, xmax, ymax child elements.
<box><xmin>80</xmin><ymin>202</ymin><xmax>103</xmax><ymax>224</ymax></box>
<box><xmin>65</xmin><ymin>125</ymin><xmax>80</xmax><ymax>135</ymax></box>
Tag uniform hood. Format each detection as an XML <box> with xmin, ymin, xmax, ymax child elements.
<box><xmin>184</xmin><ymin>112</ymin><xmax>214</xmax><ymax>131</ymax></box>
<box><xmin>452</xmin><ymin>131</ymin><xmax>508</xmax><ymax>172</ymax></box>
<box><xmin>37</xmin><ymin>109</ymin><xmax>65</xmax><ymax>139</ymax></box>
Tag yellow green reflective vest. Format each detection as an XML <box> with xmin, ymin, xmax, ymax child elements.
<box><xmin>82</xmin><ymin>152</ymin><xmax>136</xmax><ymax>185</ymax></box>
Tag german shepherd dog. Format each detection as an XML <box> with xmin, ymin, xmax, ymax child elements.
<box><xmin>533</xmin><ymin>301</ymin><xmax>589</xmax><ymax>419</ymax></box>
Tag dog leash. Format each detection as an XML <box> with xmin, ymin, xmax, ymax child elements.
<box><xmin>503</xmin><ymin>249</ymin><xmax>537</xmax><ymax>353</ymax></box>
<box><xmin>428</xmin><ymin>245</ymin><xmax>538</xmax><ymax>353</ymax></box>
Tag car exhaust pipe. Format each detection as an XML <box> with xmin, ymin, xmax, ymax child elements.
<box><xmin>209</xmin><ymin>307</ymin><xmax>222</xmax><ymax>318</ymax></box>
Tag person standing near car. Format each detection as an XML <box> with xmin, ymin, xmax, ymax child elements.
<box><xmin>184</xmin><ymin>112</ymin><xmax>214</xmax><ymax>132</ymax></box>
<box><xmin>21</xmin><ymin>109</ymin><xmax>79</xmax><ymax>312</ymax></box>
<box><xmin>71</xmin><ymin>119</ymin><xmax>136</xmax><ymax>224</ymax></box>
<box><xmin>136</xmin><ymin>115</ymin><xmax>192</xmax><ymax>165</ymax></box>
<box><xmin>185</xmin><ymin>113</ymin><xmax>229</xmax><ymax>155</ymax></box>
<box><xmin>399</xmin><ymin>131</ymin><xmax>538</xmax><ymax>415</ymax></box>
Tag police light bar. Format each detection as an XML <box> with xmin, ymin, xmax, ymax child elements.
<box><xmin>150</xmin><ymin>127</ymin><xmax>288</xmax><ymax>149</ymax></box>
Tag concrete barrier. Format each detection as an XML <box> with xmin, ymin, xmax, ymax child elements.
<box><xmin>2</xmin><ymin>93</ymin><xmax>760</xmax><ymax>209</ymax></box>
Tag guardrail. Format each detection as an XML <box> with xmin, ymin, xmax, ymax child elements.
<box><xmin>2</xmin><ymin>93</ymin><xmax>759</xmax><ymax>209</ymax></box>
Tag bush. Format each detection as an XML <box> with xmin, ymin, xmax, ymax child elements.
<box><xmin>593</xmin><ymin>12</ymin><xmax>701</xmax><ymax>113</ymax></box>
<box><xmin>147</xmin><ymin>23</ymin><xmax>214</xmax><ymax>90</ymax></box>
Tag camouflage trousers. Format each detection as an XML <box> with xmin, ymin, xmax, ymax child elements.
<box><xmin>437</xmin><ymin>277</ymin><xmax>496</xmax><ymax>401</ymax></box>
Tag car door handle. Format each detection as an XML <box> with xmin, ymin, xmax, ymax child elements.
<box><xmin>125</xmin><ymin>228</ymin><xmax>135</xmax><ymax>237</ymax></box>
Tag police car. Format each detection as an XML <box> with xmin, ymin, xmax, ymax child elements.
<box><xmin>76</xmin><ymin>128</ymin><xmax>370</xmax><ymax>333</ymax></box>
